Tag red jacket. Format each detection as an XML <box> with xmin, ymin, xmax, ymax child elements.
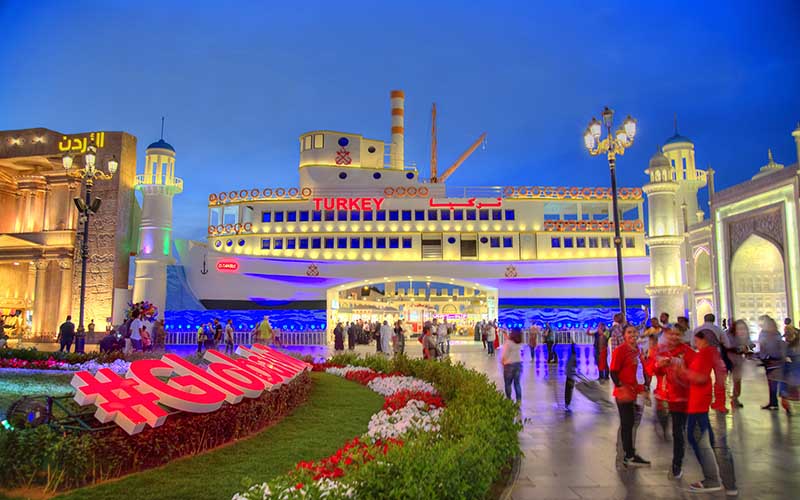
<box><xmin>610</xmin><ymin>343</ymin><xmax>643</xmax><ymax>402</ymax></box>
<box><xmin>684</xmin><ymin>346</ymin><xmax>715</xmax><ymax>414</ymax></box>
<box><xmin>645</xmin><ymin>343</ymin><xmax>695</xmax><ymax>411</ymax></box>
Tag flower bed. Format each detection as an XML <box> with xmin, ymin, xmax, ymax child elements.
<box><xmin>0</xmin><ymin>357</ymin><xmax>131</xmax><ymax>374</ymax></box>
<box><xmin>0</xmin><ymin>371</ymin><xmax>313</xmax><ymax>492</ymax></box>
<box><xmin>234</xmin><ymin>355</ymin><xmax>521</xmax><ymax>499</ymax></box>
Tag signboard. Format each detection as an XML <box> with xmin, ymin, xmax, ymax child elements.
<box><xmin>312</xmin><ymin>197</ymin><xmax>384</xmax><ymax>211</ymax></box>
<box><xmin>70</xmin><ymin>344</ymin><xmax>309</xmax><ymax>435</ymax></box>
<box><xmin>216</xmin><ymin>260</ymin><xmax>239</xmax><ymax>272</ymax></box>
<box><xmin>58</xmin><ymin>132</ymin><xmax>107</xmax><ymax>153</ymax></box>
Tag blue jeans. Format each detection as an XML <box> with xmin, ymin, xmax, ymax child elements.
<box><xmin>503</xmin><ymin>362</ymin><xmax>522</xmax><ymax>401</ymax></box>
<box><xmin>488</xmin><ymin>340</ymin><xmax>495</xmax><ymax>355</ymax></box>
<box><xmin>687</xmin><ymin>413</ymin><xmax>720</xmax><ymax>487</ymax></box>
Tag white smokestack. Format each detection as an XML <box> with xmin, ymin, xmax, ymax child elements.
<box><xmin>390</xmin><ymin>90</ymin><xmax>404</xmax><ymax>170</ymax></box>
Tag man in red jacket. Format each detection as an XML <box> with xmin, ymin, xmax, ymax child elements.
<box><xmin>679</xmin><ymin>330</ymin><xmax>722</xmax><ymax>493</ymax></box>
<box><xmin>647</xmin><ymin>328</ymin><xmax>695</xmax><ymax>479</ymax></box>
<box><xmin>610</xmin><ymin>324</ymin><xmax>650</xmax><ymax>468</ymax></box>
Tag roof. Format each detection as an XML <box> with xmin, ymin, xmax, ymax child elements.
<box><xmin>146</xmin><ymin>139</ymin><xmax>175</xmax><ymax>152</ymax></box>
<box><xmin>663</xmin><ymin>133</ymin><xmax>693</xmax><ymax>146</ymax></box>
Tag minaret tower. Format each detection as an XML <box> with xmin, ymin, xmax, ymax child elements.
<box><xmin>643</xmin><ymin>150</ymin><xmax>687</xmax><ymax>319</ymax></box>
<box><xmin>131</xmin><ymin>125</ymin><xmax>183</xmax><ymax>317</ymax></box>
<box><xmin>661</xmin><ymin>121</ymin><xmax>707</xmax><ymax>228</ymax></box>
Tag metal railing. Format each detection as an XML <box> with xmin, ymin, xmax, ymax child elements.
<box><xmin>135</xmin><ymin>174</ymin><xmax>184</xmax><ymax>191</ymax></box>
<box><xmin>165</xmin><ymin>330</ymin><xmax>328</xmax><ymax>346</ymax></box>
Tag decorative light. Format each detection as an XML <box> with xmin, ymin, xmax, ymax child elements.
<box><xmin>583</xmin><ymin>129</ymin><xmax>596</xmax><ymax>150</ymax></box>
<box><xmin>62</xmin><ymin>151</ymin><xmax>74</xmax><ymax>170</ymax></box>
<box><xmin>616</xmin><ymin>129</ymin><xmax>628</xmax><ymax>144</ymax></box>
<box><xmin>589</xmin><ymin>117</ymin><xmax>602</xmax><ymax>139</ymax></box>
<box><xmin>84</xmin><ymin>144</ymin><xmax>97</xmax><ymax>169</ymax></box>
<box><xmin>108</xmin><ymin>155</ymin><xmax>119</xmax><ymax>174</ymax></box>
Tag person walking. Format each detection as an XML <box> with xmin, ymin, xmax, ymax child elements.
<box><xmin>647</xmin><ymin>328</ymin><xmax>695</xmax><ymax>478</ymax></box>
<box><xmin>564</xmin><ymin>342</ymin><xmax>578</xmax><ymax>411</ymax></box>
<box><xmin>196</xmin><ymin>323</ymin><xmax>205</xmax><ymax>354</ymax></box>
<box><xmin>57</xmin><ymin>315</ymin><xmax>75</xmax><ymax>353</ymax></box>
<box><xmin>609</xmin><ymin>313</ymin><xmax>625</xmax><ymax>353</ymax></box>
<box><xmin>723</xmin><ymin>320</ymin><xmax>750</xmax><ymax>408</ymax></box>
<box><xmin>589</xmin><ymin>322</ymin><xmax>609</xmax><ymax>380</ymax></box>
<box><xmin>379</xmin><ymin>320</ymin><xmax>393</xmax><ymax>356</ymax></box>
<box><xmin>486</xmin><ymin>322</ymin><xmax>497</xmax><ymax>356</ymax></box>
<box><xmin>502</xmin><ymin>328</ymin><xmax>524</xmax><ymax>403</ymax></box>
<box><xmin>224</xmin><ymin>319</ymin><xmax>235</xmax><ymax>354</ymax></box>
<box><xmin>129</xmin><ymin>311</ymin><xmax>144</xmax><ymax>352</ymax></box>
<box><xmin>679</xmin><ymin>330</ymin><xmax>723</xmax><ymax>493</ymax></box>
<box><xmin>213</xmin><ymin>319</ymin><xmax>223</xmax><ymax>348</ymax></box>
<box><xmin>347</xmin><ymin>322</ymin><xmax>356</xmax><ymax>350</ymax></box>
<box><xmin>394</xmin><ymin>320</ymin><xmax>406</xmax><ymax>355</ymax></box>
<box><xmin>153</xmin><ymin>319</ymin><xmax>166</xmax><ymax>351</ymax></box>
<box><xmin>611</xmin><ymin>324</ymin><xmax>650</xmax><ymax>468</ymax></box>
<box><xmin>333</xmin><ymin>322</ymin><xmax>345</xmax><ymax>352</ymax></box>
<box><xmin>543</xmin><ymin>323</ymin><xmax>556</xmax><ymax>363</ymax></box>
<box><xmin>528</xmin><ymin>324</ymin><xmax>540</xmax><ymax>363</ymax></box>
<box><xmin>758</xmin><ymin>316</ymin><xmax>786</xmax><ymax>410</ymax></box>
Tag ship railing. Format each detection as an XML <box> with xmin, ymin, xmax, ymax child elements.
<box><xmin>444</xmin><ymin>186</ymin><xmax>506</xmax><ymax>199</ymax></box>
<box><xmin>165</xmin><ymin>330</ymin><xmax>327</xmax><ymax>346</ymax></box>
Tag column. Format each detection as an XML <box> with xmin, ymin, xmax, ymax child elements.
<box><xmin>57</xmin><ymin>258</ymin><xmax>73</xmax><ymax>327</ymax></box>
<box><xmin>26</xmin><ymin>261</ymin><xmax>37</xmax><ymax>305</ymax></box>
<box><xmin>31</xmin><ymin>259</ymin><xmax>49</xmax><ymax>334</ymax></box>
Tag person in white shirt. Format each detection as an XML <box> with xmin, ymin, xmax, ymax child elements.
<box><xmin>129</xmin><ymin>312</ymin><xmax>144</xmax><ymax>351</ymax></box>
<box><xmin>436</xmin><ymin>318</ymin><xmax>449</xmax><ymax>356</ymax></box>
<box><xmin>379</xmin><ymin>320</ymin><xmax>393</xmax><ymax>356</ymax></box>
<box><xmin>486</xmin><ymin>323</ymin><xmax>497</xmax><ymax>356</ymax></box>
<box><xmin>502</xmin><ymin>328</ymin><xmax>524</xmax><ymax>402</ymax></box>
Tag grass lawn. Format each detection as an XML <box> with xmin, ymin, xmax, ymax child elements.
<box><xmin>43</xmin><ymin>372</ymin><xmax>383</xmax><ymax>500</ymax></box>
<box><xmin>0</xmin><ymin>371</ymin><xmax>73</xmax><ymax>419</ymax></box>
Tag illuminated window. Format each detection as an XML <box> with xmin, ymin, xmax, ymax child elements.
<box><xmin>453</xmin><ymin>210</ymin><xmax>464</xmax><ymax>221</ymax></box>
<box><xmin>286</xmin><ymin>211</ymin><xmax>297</xmax><ymax>222</ymax></box>
<box><xmin>440</xmin><ymin>210</ymin><xmax>451</xmax><ymax>221</ymax></box>
<box><xmin>479</xmin><ymin>209</ymin><xmax>489</xmax><ymax>221</ymax></box>
<box><xmin>588</xmin><ymin>237</ymin><xmax>598</xmax><ymax>248</ymax></box>
<box><xmin>350</xmin><ymin>211</ymin><xmax>360</xmax><ymax>221</ymax></box>
<box><xmin>337</xmin><ymin>237</ymin><xmax>347</xmax><ymax>248</ymax></box>
<box><xmin>503</xmin><ymin>236</ymin><xmax>513</xmax><ymax>248</ymax></box>
<box><xmin>324</xmin><ymin>237</ymin><xmax>334</xmax><ymax>249</ymax></box>
<box><xmin>274</xmin><ymin>212</ymin><xmax>284</xmax><ymax>223</ymax></box>
<box><xmin>312</xmin><ymin>210</ymin><xmax>321</xmax><ymax>222</ymax></box>
<box><xmin>563</xmin><ymin>237</ymin><xmax>574</xmax><ymax>248</ymax></box>
<box><xmin>415</xmin><ymin>210</ymin><xmax>425</xmax><ymax>221</ymax></box>
<box><xmin>389</xmin><ymin>210</ymin><xmax>399</xmax><ymax>221</ymax></box>
<box><xmin>299</xmin><ymin>210</ymin><xmax>309</xmax><ymax>222</ymax></box>
<box><xmin>389</xmin><ymin>237</ymin><xmax>399</xmax><ymax>249</ymax></box>
<box><xmin>376</xmin><ymin>237</ymin><xmax>386</xmax><ymax>249</ymax></box>
<box><xmin>504</xmin><ymin>210</ymin><xmax>515</xmax><ymax>221</ymax></box>
<box><xmin>299</xmin><ymin>238</ymin><xmax>309</xmax><ymax>249</ymax></box>
<box><xmin>601</xmin><ymin>237</ymin><xmax>611</xmax><ymax>248</ymax></box>
<box><xmin>337</xmin><ymin>210</ymin><xmax>348</xmax><ymax>221</ymax></box>
<box><xmin>491</xmin><ymin>209</ymin><xmax>502</xmax><ymax>221</ymax></box>
<box><xmin>625</xmin><ymin>237</ymin><xmax>635</xmax><ymax>248</ymax></box>
<box><xmin>363</xmin><ymin>211</ymin><xmax>373</xmax><ymax>221</ymax></box>
<box><xmin>262</xmin><ymin>212</ymin><xmax>271</xmax><ymax>223</ymax></box>
<box><xmin>350</xmin><ymin>237</ymin><xmax>360</xmax><ymax>248</ymax></box>
<box><xmin>363</xmin><ymin>237</ymin><xmax>373</xmax><ymax>249</ymax></box>
<box><xmin>551</xmin><ymin>237</ymin><xmax>561</xmax><ymax>248</ymax></box>
<box><xmin>274</xmin><ymin>238</ymin><xmax>283</xmax><ymax>250</ymax></box>
<box><xmin>402</xmin><ymin>237</ymin><xmax>412</xmax><ymax>249</ymax></box>
<box><xmin>466</xmin><ymin>209</ymin><xmax>476</xmax><ymax>221</ymax></box>
<box><xmin>576</xmin><ymin>237</ymin><xmax>586</xmax><ymax>248</ymax></box>
<box><xmin>313</xmin><ymin>134</ymin><xmax>324</xmax><ymax>149</ymax></box>
<box><xmin>428</xmin><ymin>209</ymin><xmax>438</xmax><ymax>221</ymax></box>
<box><xmin>261</xmin><ymin>239</ymin><xmax>271</xmax><ymax>249</ymax></box>
<box><xmin>286</xmin><ymin>238</ymin><xmax>296</xmax><ymax>249</ymax></box>
<box><xmin>376</xmin><ymin>210</ymin><xmax>386</xmax><ymax>221</ymax></box>
<box><xmin>490</xmin><ymin>237</ymin><xmax>500</xmax><ymax>248</ymax></box>
<box><xmin>304</xmin><ymin>136</ymin><xmax>312</xmax><ymax>150</ymax></box>
<box><xmin>324</xmin><ymin>210</ymin><xmax>334</xmax><ymax>221</ymax></box>
<box><xmin>401</xmin><ymin>210</ymin><xmax>412</xmax><ymax>221</ymax></box>
<box><xmin>312</xmin><ymin>237</ymin><xmax>321</xmax><ymax>249</ymax></box>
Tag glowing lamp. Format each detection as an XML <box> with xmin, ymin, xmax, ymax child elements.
<box><xmin>623</xmin><ymin>115</ymin><xmax>637</xmax><ymax>139</ymax></box>
<box><xmin>62</xmin><ymin>152</ymin><xmax>75</xmax><ymax>170</ymax></box>
<box><xmin>589</xmin><ymin>117</ymin><xmax>602</xmax><ymax>139</ymax></box>
<box><xmin>583</xmin><ymin>129</ymin><xmax>596</xmax><ymax>150</ymax></box>
<box><xmin>616</xmin><ymin>129</ymin><xmax>628</xmax><ymax>144</ymax></box>
<box><xmin>108</xmin><ymin>155</ymin><xmax>119</xmax><ymax>174</ymax></box>
<box><xmin>85</xmin><ymin>144</ymin><xmax>97</xmax><ymax>169</ymax></box>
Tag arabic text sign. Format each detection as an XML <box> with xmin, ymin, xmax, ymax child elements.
<box><xmin>70</xmin><ymin>345</ymin><xmax>309</xmax><ymax>435</ymax></box>
<box><xmin>58</xmin><ymin>132</ymin><xmax>106</xmax><ymax>153</ymax></box>
<box><xmin>428</xmin><ymin>197</ymin><xmax>503</xmax><ymax>210</ymax></box>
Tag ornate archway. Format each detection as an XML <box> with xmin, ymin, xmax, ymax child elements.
<box><xmin>731</xmin><ymin>234</ymin><xmax>787</xmax><ymax>332</ymax></box>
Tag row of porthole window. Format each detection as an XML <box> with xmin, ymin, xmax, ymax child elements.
<box><xmin>262</xmin><ymin>236</ymin><xmax>413</xmax><ymax>250</ymax></box>
<box><xmin>338</xmin><ymin>171</ymin><xmax>415</xmax><ymax>180</ymax></box>
<box><xmin>262</xmin><ymin>208</ymin><xmax>516</xmax><ymax>223</ymax></box>
<box><xmin>550</xmin><ymin>236</ymin><xmax>635</xmax><ymax>249</ymax></box>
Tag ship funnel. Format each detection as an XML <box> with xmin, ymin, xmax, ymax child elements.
<box><xmin>390</xmin><ymin>90</ymin><xmax>404</xmax><ymax>170</ymax></box>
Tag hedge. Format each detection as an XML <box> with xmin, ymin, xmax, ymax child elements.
<box><xmin>244</xmin><ymin>353</ymin><xmax>522</xmax><ymax>499</ymax></box>
<box><xmin>0</xmin><ymin>371</ymin><xmax>312</xmax><ymax>493</ymax></box>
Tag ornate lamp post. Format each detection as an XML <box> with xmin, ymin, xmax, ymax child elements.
<box><xmin>62</xmin><ymin>144</ymin><xmax>118</xmax><ymax>336</ymax></box>
<box><xmin>583</xmin><ymin>107</ymin><xmax>637</xmax><ymax>319</ymax></box>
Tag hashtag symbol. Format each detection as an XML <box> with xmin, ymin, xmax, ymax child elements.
<box><xmin>71</xmin><ymin>368</ymin><xmax>168</xmax><ymax>435</ymax></box>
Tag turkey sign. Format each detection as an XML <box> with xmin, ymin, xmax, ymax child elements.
<box><xmin>70</xmin><ymin>344</ymin><xmax>310</xmax><ymax>435</ymax></box>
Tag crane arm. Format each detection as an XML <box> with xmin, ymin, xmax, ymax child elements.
<box><xmin>437</xmin><ymin>132</ymin><xmax>487</xmax><ymax>183</ymax></box>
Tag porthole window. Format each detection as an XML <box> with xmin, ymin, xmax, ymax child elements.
<box><xmin>238</xmin><ymin>239</ymin><xmax>245</xmax><ymax>246</ymax></box>
<box><xmin>480</xmin><ymin>236</ymin><xmax>489</xmax><ymax>244</ymax></box>
<box><xmin>373</xmin><ymin>172</ymin><xmax>382</xmax><ymax>179</ymax></box>
<box><xmin>368</xmin><ymin>146</ymin><xmax>376</xmax><ymax>153</ymax></box>
<box><xmin>215</xmin><ymin>240</ymin><xmax>222</xmax><ymax>248</ymax></box>
<box><xmin>338</xmin><ymin>137</ymin><xmax>349</xmax><ymax>147</ymax></box>
<box><xmin>406</xmin><ymin>172</ymin><xmax>414</xmax><ymax>179</ymax></box>
<box><xmin>447</xmin><ymin>237</ymin><xmax>456</xmax><ymax>244</ymax></box>
<box><xmin>338</xmin><ymin>172</ymin><xmax>347</xmax><ymax>179</ymax></box>
<box><xmin>226</xmin><ymin>240</ymin><xmax>233</xmax><ymax>247</ymax></box>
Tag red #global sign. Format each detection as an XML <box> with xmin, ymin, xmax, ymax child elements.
<box><xmin>70</xmin><ymin>345</ymin><xmax>309</xmax><ymax>435</ymax></box>
<box><xmin>216</xmin><ymin>260</ymin><xmax>239</xmax><ymax>272</ymax></box>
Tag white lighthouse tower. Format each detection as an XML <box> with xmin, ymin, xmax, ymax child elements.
<box><xmin>131</xmin><ymin>132</ymin><xmax>183</xmax><ymax>317</ymax></box>
<box><xmin>661</xmin><ymin>126</ymin><xmax>707</xmax><ymax>229</ymax></box>
<box><xmin>643</xmin><ymin>149</ymin><xmax>688</xmax><ymax>319</ymax></box>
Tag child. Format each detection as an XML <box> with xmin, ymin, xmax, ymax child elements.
<box><xmin>502</xmin><ymin>328</ymin><xmax>524</xmax><ymax>403</ymax></box>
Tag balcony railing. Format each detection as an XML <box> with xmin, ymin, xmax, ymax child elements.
<box><xmin>136</xmin><ymin>174</ymin><xmax>184</xmax><ymax>192</ymax></box>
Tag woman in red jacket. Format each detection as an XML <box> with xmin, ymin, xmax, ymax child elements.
<box><xmin>610</xmin><ymin>324</ymin><xmax>650</xmax><ymax>468</ymax></box>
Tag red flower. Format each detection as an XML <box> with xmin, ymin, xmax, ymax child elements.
<box><xmin>295</xmin><ymin>482</ymin><xmax>304</xmax><ymax>490</ymax></box>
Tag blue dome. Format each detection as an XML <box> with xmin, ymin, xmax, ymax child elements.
<box><xmin>664</xmin><ymin>133</ymin><xmax>692</xmax><ymax>146</ymax></box>
<box><xmin>147</xmin><ymin>139</ymin><xmax>175</xmax><ymax>152</ymax></box>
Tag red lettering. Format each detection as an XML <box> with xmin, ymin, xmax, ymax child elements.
<box><xmin>362</xmin><ymin>198</ymin><xmax>372</xmax><ymax>211</ymax></box>
<box><xmin>373</xmin><ymin>197</ymin><xmax>384</xmax><ymax>210</ymax></box>
<box><xmin>336</xmin><ymin>198</ymin><xmax>347</xmax><ymax>210</ymax></box>
<box><xmin>313</xmin><ymin>198</ymin><xmax>322</xmax><ymax>210</ymax></box>
<box><xmin>162</xmin><ymin>353</ymin><xmax>245</xmax><ymax>404</ymax></box>
<box><xmin>323</xmin><ymin>198</ymin><xmax>335</xmax><ymax>210</ymax></box>
<box><xmin>250</xmin><ymin>344</ymin><xmax>310</xmax><ymax>372</ymax></box>
<box><xmin>127</xmin><ymin>359</ymin><xmax>227</xmax><ymax>413</ymax></box>
<box><xmin>238</xmin><ymin>347</ymin><xmax>300</xmax><ymax>380</ymax></box>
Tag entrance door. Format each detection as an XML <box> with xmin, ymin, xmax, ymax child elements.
<box><xmin>731</xmin><ymin>234</ymin><xmax>787</xmax><ymax>333</ymax></box>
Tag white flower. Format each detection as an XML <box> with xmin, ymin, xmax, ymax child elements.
<box><xmin>367</xmin><ymin>376</ymin><xmax>436</xmax><ymax>396</ymax></box>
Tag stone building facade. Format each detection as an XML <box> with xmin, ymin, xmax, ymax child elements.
<box><xmin>0</xmin><ymin>128</ymin><xmax>137</xmax><ymax>336</ymax></box>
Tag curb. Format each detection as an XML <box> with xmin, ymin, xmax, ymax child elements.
<box><xmin>498</xmin><ymin>452</ymin><xmax>522</xmax><ymax>500</ymax></box>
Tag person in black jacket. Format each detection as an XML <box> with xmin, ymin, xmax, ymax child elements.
<box><xmin>347</xmin><ymin>322</ymin><xmax>356</xmax><ymax>350</ymax></box>
<box><xmin>334</xmin><ymin>322</ymin><xmax>345</xmax><ymax>351</ymax></box>
<box><xmin>57</xmin><ymin>315</ymin><xmax>75</xmax><ymax>352</ymax></box>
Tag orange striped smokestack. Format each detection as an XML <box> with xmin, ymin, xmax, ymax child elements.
<box><xmin>390</xmin><ymin>90</ymin><xmax>404</xmax><ymax>170</ymax></box>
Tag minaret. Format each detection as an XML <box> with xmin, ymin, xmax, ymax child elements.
<box><xmin>643</xmin><ymin>149</ymin><xmax>687</xmax><ymax>319</ymax></box>
<box><xmin>661</xmin><ymin>120</ymin><xmax>707</xmax><ymax>227</ymax></box>
<box><xmin>792</xmin><ymin>122</ymin><xmax>800</xmax><ymax>167</ymax></box>
<box><xmin>131</xmin><ymin>127</ymin><xmax>183</xmax><ymax>317</ymax></box>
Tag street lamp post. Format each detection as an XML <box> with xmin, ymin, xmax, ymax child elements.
<box><xmin>583</xmin><ymin>107</ymin><xmax>637</xmax><ymax>320</ymax></box>
<box><xmin>62</xmin><ymin>144</ymin><xmax>118</xmax><ymax>337</ymax></box>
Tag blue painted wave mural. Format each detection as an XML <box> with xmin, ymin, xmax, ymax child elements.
<box><xmin>498</xmin><ymin>306</ymin><xmax>648</xmax><ymax>330</ymax></box>
<box><xmin>165</xmin><ymin>309</ymin><xmax>327</xmax><ymax>332</ymax></box>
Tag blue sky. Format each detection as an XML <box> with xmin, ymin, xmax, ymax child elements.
<box><xmin>2</xmin><ymin>0</ymin><xmax>799</xmax><ymax>240</ymax></box>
